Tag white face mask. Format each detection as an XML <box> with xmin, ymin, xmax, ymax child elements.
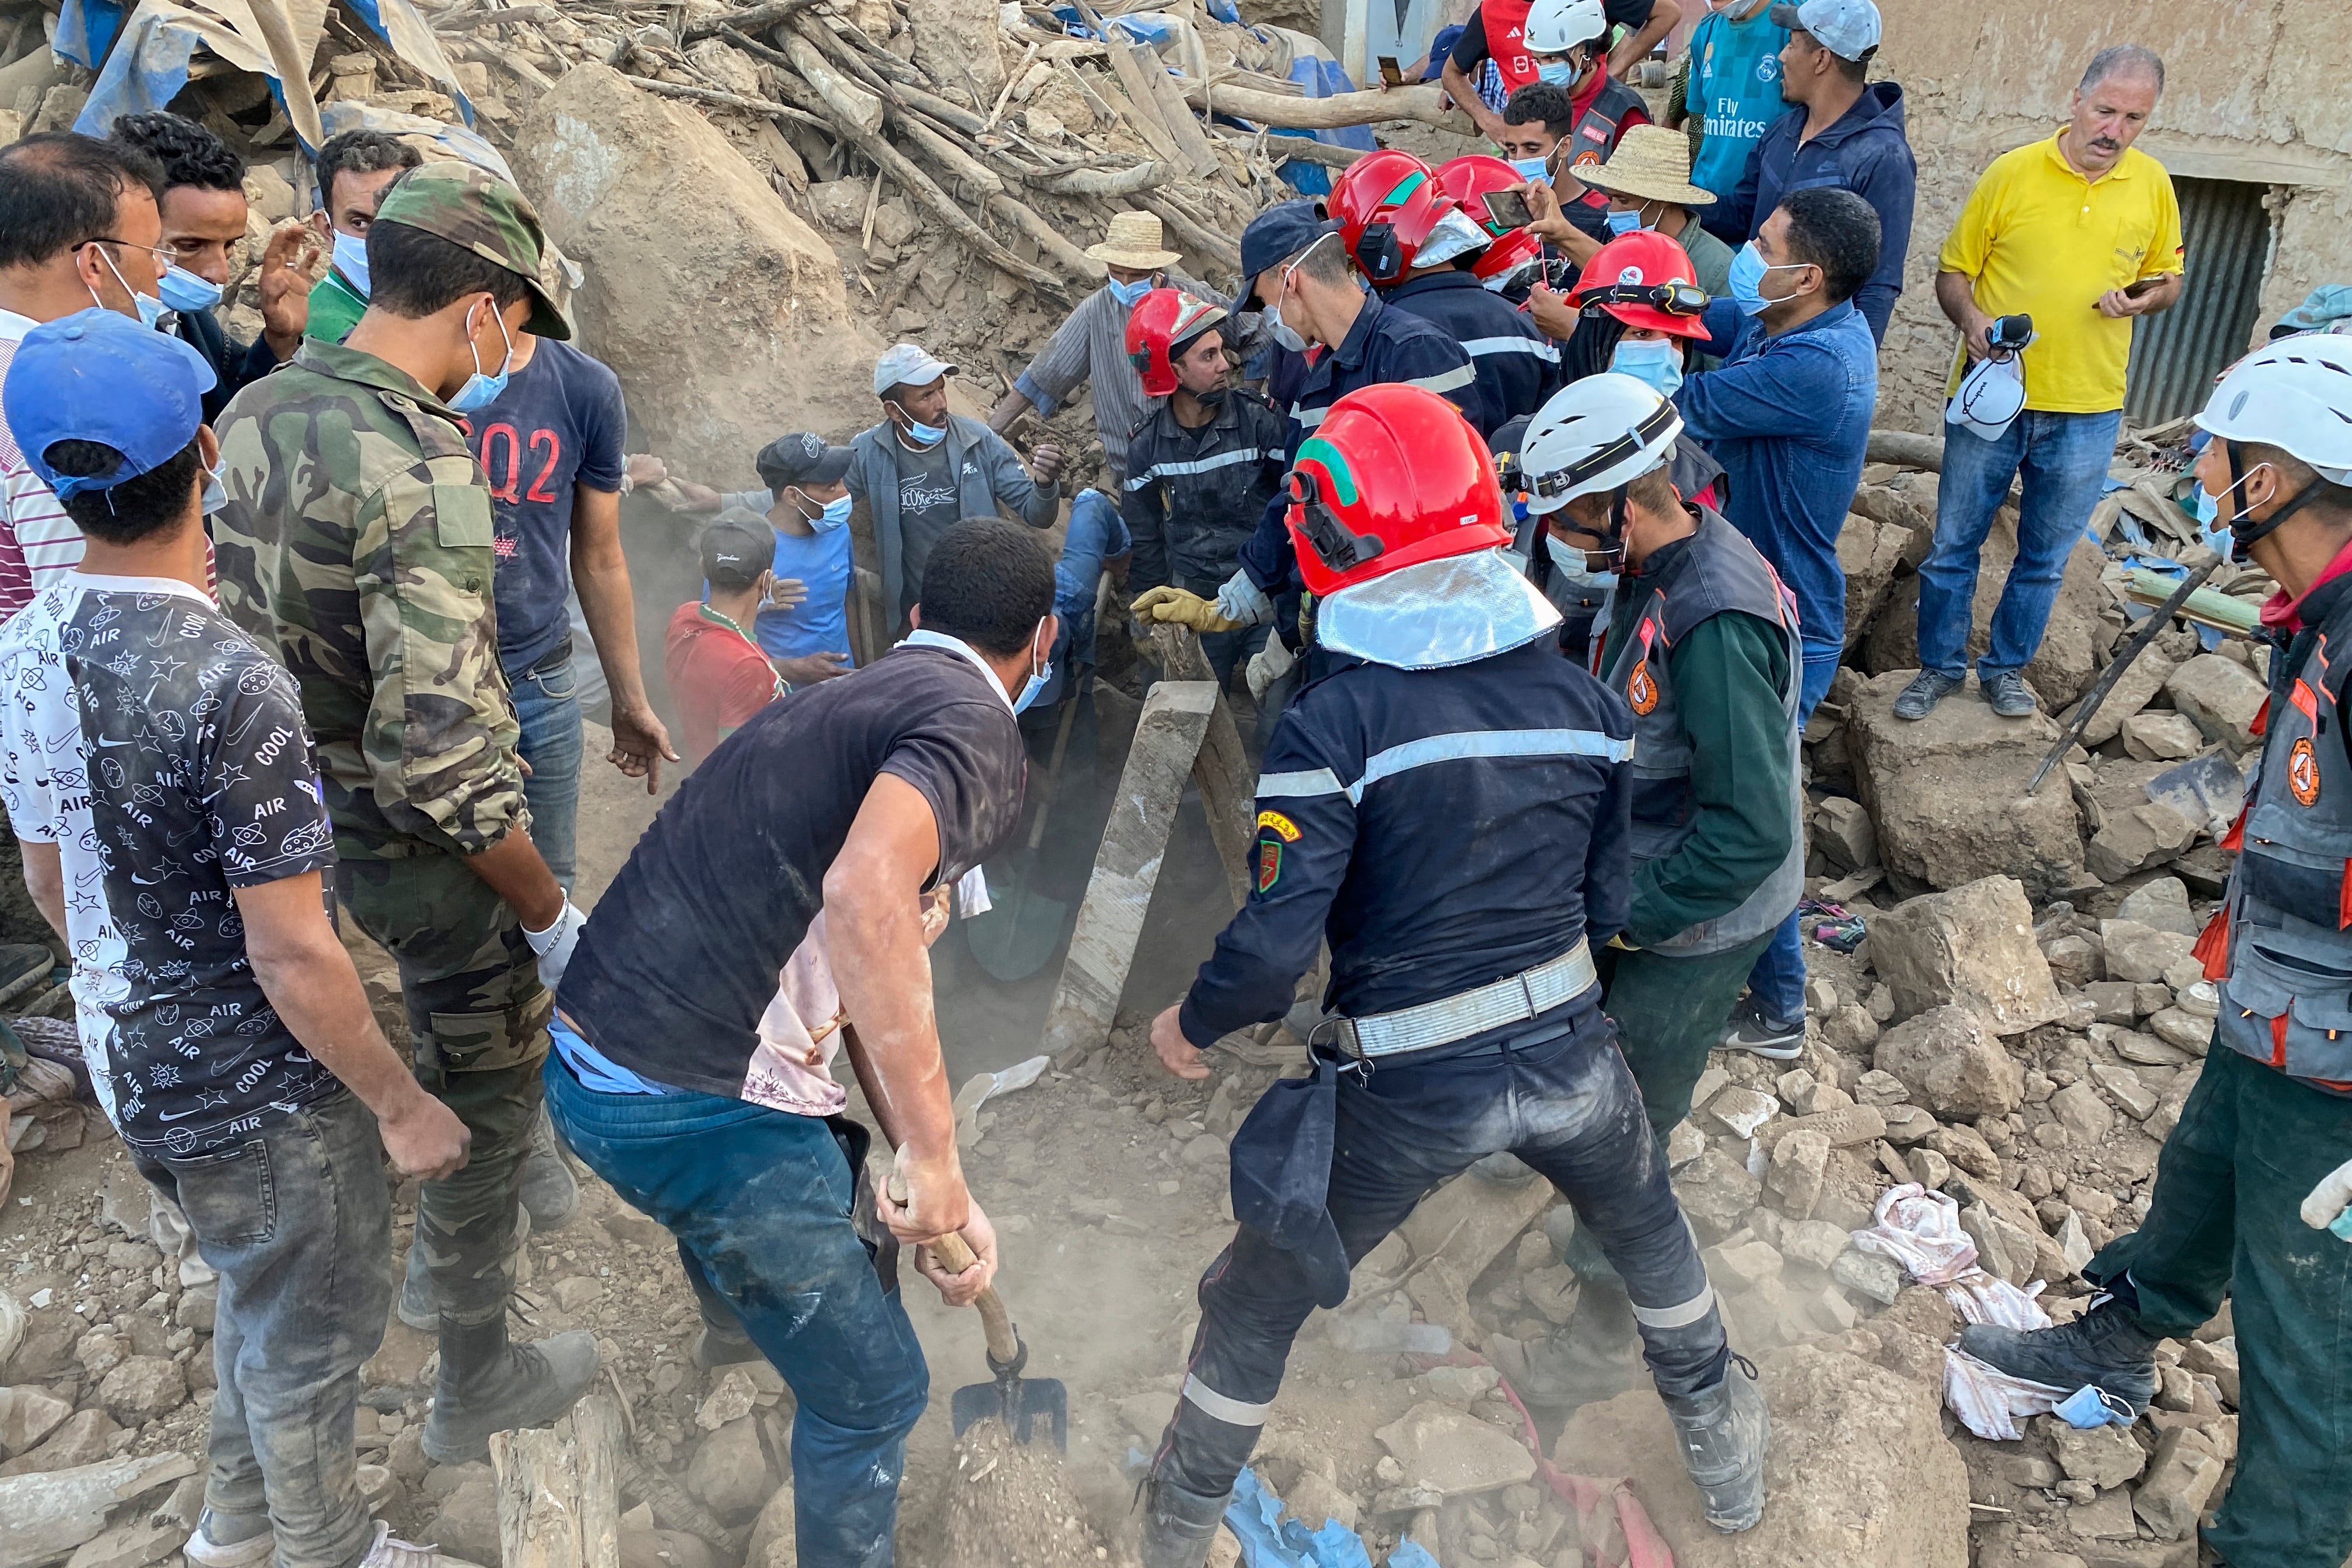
<box><xmin>1545</xmin><ymin>532</ymin><xmax>1617</xmax><ymax>592</ymax></box>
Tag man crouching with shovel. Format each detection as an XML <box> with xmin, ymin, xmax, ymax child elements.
<box><xmin>545</xmin><ymin>520</ymin><xmax>1059</xmax><ymax>1568</ymax></box>
<box><xmin>1138</xmin><ymin>386</ymin><xmax>1768</xmax><ymax>1566</ymax></box>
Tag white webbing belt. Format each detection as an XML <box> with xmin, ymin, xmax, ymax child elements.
<box><xmin>1332</xmin><ymin>939</ymin><xmax>1597</xmax><ymax>1059</ymax></box>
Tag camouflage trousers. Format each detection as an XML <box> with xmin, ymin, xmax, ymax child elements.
<box><xmin>341</xmin><ymin>851</ymin><xmax>551</xmax><ymax>1327</ymax></box>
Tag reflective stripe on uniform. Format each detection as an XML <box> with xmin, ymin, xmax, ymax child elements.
<box><xmin>1460</xmin><ymin>335</ymin><xmax>1562</xmax><ymax>363</ymax></box>
<box><xmin>1407</xmin><ymin>363</ymin><xmax>1479</xmax><ymax>397</ymax></box>
<box><xmin>1293</xmin><ymin>402</ymin><xmax>1332</xmax><ymax>430</ymax></box>
<box><xmin>1256</xmin><ymin>729</ymin><xmax>1633</xmax><ymax>806</ymax></box>
<box><xmin>1182</xmin><ymin>1374</ymin><xmax>1273</xmax><ymax>1427</ymax></box>
<box><xmin>1124</xmin><ymin>447</ymin><xmax>1270</xmax><ymax>491</ymax></box>
<box><xmin>1629</xmin><ymin>1284</ymin><xmax>1718</xmax><ymax>1331</ymax></box>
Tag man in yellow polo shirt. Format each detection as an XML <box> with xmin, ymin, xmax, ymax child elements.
<box><xmin>1896</xmin><ymin>43</ymin><xmax>2182</xmax><ymax>722</ymax></box>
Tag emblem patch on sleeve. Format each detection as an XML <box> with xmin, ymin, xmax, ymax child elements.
<box><xmin>1256</xmin><ymin>836</ymin><xmax>1283</xmax><ymax>892</ymax></box>
<box><xmin>1626</xmin><ymin>658</ymin><xmax>1658</xmax><ymax>716</ymax></box>
<box><xmin>2289</xmin><ymin>736</ymin><xmax>2321</xmax><ymax>806</ymax></box>
<box><xmin>1255</xmin><ymin>809</ymin><xmax>1301</xmax><ymax>841</ymax></box>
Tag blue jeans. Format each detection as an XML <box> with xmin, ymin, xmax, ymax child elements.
<box><xmin>512</xmin><ymin>656</ymin><xmax>582</xmax><ymax>891</ymax></box>
<box><xmin>1916</xmin><ymin>408</ymin><xmax>2124</xmax><ymax>681</ymax></box>
<box><xmin>1744</xmin><ymin>658</ymin><xmax>1836</xmax><ymax>1027</ymax></box>
<box><xmin>132</xmin><ymin>1091</ymin><xmax>392</xmax><ymax>1568</ymax></box>
<box><xmin>544</xmin><ymin>1058</ymin><xmax>927</xmax><ymax>1568</ymax></box>
<box><xmin>1153</xmin><ymin>1005</ymin><xmax>1728</xmax><ymax>1502</ymax></box>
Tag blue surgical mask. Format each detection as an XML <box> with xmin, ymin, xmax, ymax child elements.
<box><xmin>1511</xmin><ymin>156</ymin><xmax>1552</xmax><ymax>184</ymax></box>
<box><xmin>1537</xmin><ymin>60</ymin><xmax>1579</xmax><ymax>86</ymax></box>
<box><xmin>447</xmin><ymin>303</ymin><xmax>516</xmax><ymax>415</ymax></box>
<box><xmin>1107</xmin><ymin>275</ymin><xmax>1154</xmax><ymax>306</ymax></box>
<box><xmin>332</xmin><ymin>229</ymin><xmax>372</xmax><ymax>297</ymax></box>
<box><xmin>1012</xmin><ymin>619</ymin><xmax>1052</xmax><ymax>713</ymax></box>
<box><xmin>1728</xmin><ymin>241</ymin><xmax>1802</xmax><ymax>316</ymax></box>
<box><xmin>1604</xmin><ymin>208</ymin><xmax>1643</xmax><ymax>237</ymax></box>
<box><xmin>893</xmin><ymin>405</ymin><xmax>947</xmax><ymax>447</ymax></box>
<box><xmin>159</xmin><ymin>264</ymin><xmax>223</xmax><ymax>314</ymax></box>
<box><xmin>90</xmin><ymin>248</ymin><xmax>166</xmax><ymax>330</ymax></box>
<box><xmin>1610</xmin><ymin>335</ymin><xmax>1685</xmax><ymax>397</ymax></box>
<box><xmin>202</xmin><ymin>457</ymin><xmax>227</xmax><ymax>517</ymax></box>
<box><xmin>803</xmin><ymin>491</ymin><xmax>853</xmax><ymax>531</ymax></box>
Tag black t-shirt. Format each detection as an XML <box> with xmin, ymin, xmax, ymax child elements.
<box><xmin>559</xmin><ymin>643</ymin><xmax>1027</xmax><ymax>1096</ymax></box>
<box><xmin>1450</xmin><ymin>0</ymin><xmax>1654</xmax><ymax>72</ymax></box>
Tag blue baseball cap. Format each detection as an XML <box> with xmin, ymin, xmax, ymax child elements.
<box><xmin>1770</xmin><ymin>0</ymin><xmax>1881</xmax><ymax>60</ymax></box>
<box><xmin>2</xmin><ymin>307</ymin><xmax>216</xmax><ymax>499</ymax></box>
<box><xmin>1238</xmin><ymin>199</ymin><xmax>1341</xmax><ymax>307</ymax></box>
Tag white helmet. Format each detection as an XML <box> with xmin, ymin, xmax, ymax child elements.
<box><xmin>1525</xmin><ymin>0</ymin><xmax>1609</xmax><ymax>57</ymax></box>
<box><xmin>2195</xmin><ymin>332</ymin><xmax>2352</xmax><ymax>487</ymax></box>
<box><xmin>1516</xmin><ymin>373</ymin><xmax>1682</xmax><ymax>514</ymax></box>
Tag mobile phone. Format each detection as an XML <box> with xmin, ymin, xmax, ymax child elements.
<box><xmin>1483</xmin><ymin>188</ymin><xmax>1533</xmax><ymax>230</ymax></box>
<box><xmin>1377</xmin><ymin>55</ymin><xmax>1404</xmax><ymax>87</ymax></box>
<box><xmin>2123</xmin><ymin>275</ymin><xmax>2166</xmax><ymax>299</ymax></box>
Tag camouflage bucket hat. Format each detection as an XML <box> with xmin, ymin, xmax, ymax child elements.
<box><xmin>373</xmin><ymin>162</ymin><xmax>571</xmax><ymax>340</ymax></box>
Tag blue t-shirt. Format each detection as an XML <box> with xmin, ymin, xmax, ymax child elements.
<box><xmin>755</xmin><ymin>522</ymin><xmax>857</xmax><ymax>663</ymax></box>
<box><xmin>1686</xmin><ymin>6</ymin><xmax>1787</xmax><ymax>205</ymax></box>
<box><xmin>471</xmin><ymin>340</ymin><xmax>628</xmax><ymax>680</ymax></box>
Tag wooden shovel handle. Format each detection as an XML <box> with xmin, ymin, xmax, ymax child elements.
<box><xmin>887</xmin><ymin>1172</ymin><xmax>1021</xmax><ymax>1366</ymax></box>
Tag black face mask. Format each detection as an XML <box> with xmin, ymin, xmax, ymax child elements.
<box><xmin>1193</xmin><ymin>386</ymin><xmax>1228</xmax><ymax>408</ymax></box>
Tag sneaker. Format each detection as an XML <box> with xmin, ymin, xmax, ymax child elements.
<box><xmin>517</xmin><ymin>1105</ymin><xmax>579</xmax><ymax>1232</ymax></box>
<box><xmin>184</xmin><ymin>1510</ymin><xmax>272</xmax><ymax>1568</ymax></box>
<box><xmin>1955</xmin><ymin>1293</ymin><xmax>2161</xmax><ymax>1415</ymax></box>
<box><xmin>1662</xmin><ymin>1357</ymin><xmax>1769</xmax><ymax>1532</ymax></box>
<box><xmin>358</xmin><ymin>1520</ymin><xmax>442</xmax><ymax>1568</ymax></box>
<box><xmin>1891</xmin><ymin>668</ymin><xmax>1962</xmax><ymax>722</ymax></box>
<box><xmin>692</xmin><ymin>1324</ymin><xmax>766</xmax><ymax>1370</ymax></box>
<box><xmin>1719</xmin><ymin>997</ymin><xmax>1806</xmax><ymax>1060</ymax></box>
<box><xmin>1982</xmin><ymin>670</ymin><xmax>2039</xmax><ymax>718</ymax></box>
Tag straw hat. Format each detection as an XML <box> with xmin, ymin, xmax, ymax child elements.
<box><xmin>1578</xmin><ymin>124</ymin><xmax>1717</xmax><ymax>208</ymax></box>
<box><xmin>1084</xmin><ymin>210</ymin><xmax>1183</xmax><ymax>270</ymax></box>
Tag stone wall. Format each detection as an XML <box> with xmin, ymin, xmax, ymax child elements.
<box><xmin>1870</xmin><ymin>0</ymin><xmax>2352</xmax><ymax>432</ymax></box>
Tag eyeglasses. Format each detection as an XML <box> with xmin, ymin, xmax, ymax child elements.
<box><xmin>79</xmin><ymin>236</ymin><xmax>176</xmax><ymax>268</ymax></box>
<box><xmin>1577</xmin><ymin>281</ymin><xmax>1709</xmax><ymax>317</ymax></box>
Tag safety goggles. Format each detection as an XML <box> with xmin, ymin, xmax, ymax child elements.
<box><xmin>1577</xmin><ymin>280</ymin><xmax>1709</xmax><ymax>317</ymax></box>
<box><xmin>1286</xmin><ymin>469</ymin><xmax>1388</xmax><ymax>575</ymax></box>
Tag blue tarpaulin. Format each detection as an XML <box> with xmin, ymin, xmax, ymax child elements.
<box><xmin>1226</xmin><ymin>1466</ymin><xmax>1444</xmax><ymax>1568</ymax></box>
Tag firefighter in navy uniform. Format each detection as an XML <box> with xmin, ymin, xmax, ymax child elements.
<box><xmin>1133</xmin><ymin>385</ymin><xmax>1768</xmax><ymax>1568</ymax></box>
<box><xmin>1961</xmin><ymin>335</ymin><xmax>2352</xmax><ymax>1568</ymax></box>
<box><xmin>1329</xmin><ymin>150</ymin><xmax>1560</xmax><ymax>433</ymax></box>
<box><xmin>1120</xmin><ymin>288</ymin><xmax>1287</xmax><ymax>688</ymax></box>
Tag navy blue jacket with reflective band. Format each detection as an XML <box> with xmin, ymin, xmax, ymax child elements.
<box><xmin>1178</xmin><ymin>639</ymin><xmax>1635</xmax><ymax>1048</ymax></box>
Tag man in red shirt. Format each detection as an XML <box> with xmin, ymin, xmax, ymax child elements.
<box><xmin>665</xmin><ymin>516</ymin><xmax>785</xmax><ymax>764</ymax></box>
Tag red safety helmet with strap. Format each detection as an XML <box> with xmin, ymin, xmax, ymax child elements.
<box><xmin>1283</xmin><ymin>383</ymin><xmax>1512</xmax><ymax>597</ymax></box>
<box><xmin>1436</xmin><ymin>155</ymin><xmax>1547</xmax><ymax>291</ymax></box>
<box><xmin>1327</xmin><ymin>150</ymin><xmax>1461</xmax><ymax>286</ymax></box>
<box><xmin>1124</xmin><ymin>287</ymin><xmax>1227</xmax><ymax>398</ymax></box>
<box><xmin>1569</xmin><ymin>231</ymin><xmax>1709</xmax><ymax>337</ymax></box>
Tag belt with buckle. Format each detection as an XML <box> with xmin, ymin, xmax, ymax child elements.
<box><xmin>1323</xmin><ymin>939</ymin><xmax>1598</xmax><ymax>1060</ymax></box>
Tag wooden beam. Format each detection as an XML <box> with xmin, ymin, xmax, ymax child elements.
<box><xmin>494</xmin><ymin>1395</ymin><xmax>623</xmax><ymax>1568</ymax></box>
<box><xmin>1044</xmin><ymin>681</ymin><xmax>1220</xmax><ymax>1065</ymax></box>
<box><xmin>1150</xmin><ymin>626</ymin><xmax>1255</xmax><ymax>911</ymax></box>
<box><xmin>1178</xmin><ymin>78</ymin><xmax>1463</xmax><ymax>131</ymax></box>
<box><xmin>679</xmin><ymin>0</ymin><xmax>824</xmax><ymax>44</ymax></box>
<box><xmin>1866</xmin><ymin>428</ymin><xmax>1944</xmax><ymax>472</ymax></box>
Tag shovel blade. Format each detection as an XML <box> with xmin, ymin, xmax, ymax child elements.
<box><xmin>949</xmin><ymin>1376</ymin><xmax>1070</xmax><ymax>1452</ymax></box>
<box><xmin>961</xmin><ymin>875</ymin><xmax>1068</xmax><ymax>984</ymax></box>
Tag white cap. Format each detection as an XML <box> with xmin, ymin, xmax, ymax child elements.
<box><xmin>874</xmin><ymin>343</ymin><xmax>958</xmax><ymax>396</ymax></box>
<box><xmin>1947</xmin><ymin>354</ymin><xmax>2027</xmax><ymax>443</ymax></box>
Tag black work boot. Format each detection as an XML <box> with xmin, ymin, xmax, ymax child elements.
<box><xmin>1139</xmin><ymin>1476</ymin><xmax>1230</xmax><ymax>1568</ymax></box>
<box><xmin>422</xmin><ymin>1314</ymin><xmax>600</xmax><ymax>1464</ymax></box>
<box><xmin>1661</xmin><ymin>1359</ymin><xmax>1768</xmax><ymax>1532</ymax></box>
<box><xmin>1957</xmin><ymin>1292</ymin><xmax>2162</xmax><ymax>1415</ymax></box>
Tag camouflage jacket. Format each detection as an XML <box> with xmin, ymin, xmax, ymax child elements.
<box><xmin>211</xmin><ymin>339</ymin><xmax>528</xmax><ymax>862</ymax></box>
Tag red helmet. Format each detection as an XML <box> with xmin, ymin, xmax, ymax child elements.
<box><xmin>1471</xmin><ymin>226</ymin><xmax>1545</xmax><ymax>291</ymax></box>
<box><xmin>1436</xmin><ymin>155</ymin><xmax>1528</xmax><ymax>236</ymax></box>
<box><xmin>1124</xmin><ymin>287</ymin><xmax>1227</xmax><ymax>398</ymax></box>
<box><xmin>1283</xmin><ymin>384</ymin><xmax>1512</xmax><ymax>597</ymax></box>
<box><xmin>1327</xmin><ymin>150</ymin><xmax>1461</xmax><ymax>286</ymax></box>
<box><xmin>1569</xmin><ymin>231</ymin><xmax>1710</xmax><ymax>337</ymax></box>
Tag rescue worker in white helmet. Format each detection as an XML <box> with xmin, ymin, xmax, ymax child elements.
<box><xmin>1961</xmin><ymin>333</ymin><xmax>2352</xmax><ymax>1568</ymax></box>
<box><xmin>1133</xmin><ymin>383</ymin><xmax>1766</xmax><ymax>1568</ymax></box>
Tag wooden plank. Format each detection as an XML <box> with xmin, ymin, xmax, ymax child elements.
<box><xmin>1150</xmin><ymin>626</ymin><xmax>1254</xmax><ymax>911</ymax></box>
<box><xmin>1044</xmin><ymin>681</ymin><xmax>1218</xmax><ymax>1065</ymax></box>
<box><xmin>1091</xmin><ymin>32</ymin><xmax>1186</xmax><ymax>167</ymax></box>
<box><xmin>1129</xmin><ymin>42</ymin><xmax>1226</xmax><ymax>184</ymax></box>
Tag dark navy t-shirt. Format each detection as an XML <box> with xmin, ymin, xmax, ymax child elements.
<box><xmin>470</xmin><ymin>340</ymin><xmax>627</xmax><ymax>680</ymax></box>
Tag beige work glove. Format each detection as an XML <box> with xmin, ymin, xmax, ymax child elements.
<box><xmin>1132</xmin><ymin>586</ymin><xmax>1243</xmax><ymax>634</ymax></box>
<box><xmin>1245</xmin><ymin>635</ymin><xmax>1295</xmax><ymax>701</ymax></box>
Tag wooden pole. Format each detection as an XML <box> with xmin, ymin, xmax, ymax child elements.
<box><xmin>1177</xmin><ymin>78</ymin><xmax>1464</xmax><ymax>131</ymax></box>
<box><xmin>492</xmin><ymin>1395</ymin><xmax>623</xmax><ymax>1568</ymax></box>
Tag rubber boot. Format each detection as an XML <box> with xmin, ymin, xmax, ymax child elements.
<box><xmin>1661</xmin><ymin>1359</ymin><xmax>1768</xmax><ymax>1532</ymax></box>
<box><xmin>1957</xmin><ymin>1292</ymin><xmax>2162</xmax><ymax>1415</ymax></box>
<box><xmin>1139</xmin><ymin>1477</ymin><xmax>1230</xmax><ymax>1568</ymax></box>
<box><xmin>398</xmin><ymin>1203</ymin><xmax>529</xmax><ymax>1332</ymax></box>
<box><xmin>421</xmin><ymin>1314</ymin><xmax>600</xmax><ymax>1464</ymax></box>
<box><xmin>517</xmin><ymin>1105</ymin><xmax>579</xmax><ymax>1232</ymax></box>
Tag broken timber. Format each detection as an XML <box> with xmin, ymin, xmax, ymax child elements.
<box><xmin>1150</xmin><ymin>625</ymin><xmax>1255</xmax><ymax>907</ymax></box>
<box><xmin>493</xmin><ymin>1394</ymin><xmax>624</xmax><ymax>1568</ymax></box>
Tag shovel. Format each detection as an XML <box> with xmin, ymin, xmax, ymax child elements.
<box><xmin>889</xmin><ymin>1174</ymin><xmax>1068</xmax><ymax>1450</ymax></box>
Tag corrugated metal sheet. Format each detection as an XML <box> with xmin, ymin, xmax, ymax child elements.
<box><xmin>2125</xmin><ymin>177</ymin><xmax>2274</xmax><ymax>426</ymax></box>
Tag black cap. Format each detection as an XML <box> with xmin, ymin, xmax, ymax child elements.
<box><xmin>754</xmin><ymin>430</ymin><xmax>855</xmax><ymax>494</ymax></box>
<box><xmin>700</xmin><ymin>513</ymin><xmax>774</xmax><ymax>591</ymax></box>
<box><xmin>1238</xmin><ymin>198</ymin><xmax>1341</xmax><ymax>307</ymax></box>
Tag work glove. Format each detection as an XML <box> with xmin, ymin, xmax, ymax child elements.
<box><xmin>523</xmin><ymin>897</ymin><xmax>588</xmax><ymax>991</ymax></box>
<box><xmin>2301</xmin><ymin>1157</ymin><xmax>2352</xmax><ymax>1242</ymax></box>
<box><xmin>1245</xmin><ymin>635</ymin><xmax>1295</xmax><ymax>702</ymax></box>
<box><xmin>1214</xmin><ymin>566</ymin><xmax>1273</xmax><ymax>627</ymax></box>
<box><xmin>1131</xmin><ymin>586</ymin><xmax>1242</xmax><ymax>634</ymax></box>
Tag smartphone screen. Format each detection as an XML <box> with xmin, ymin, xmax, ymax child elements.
<box><xmin>1377</xmin><ymin>55</ymin><xmax>1404</xmax><ymax>86</ymax></box>
<box><xmin>1483</xmin><ymin>188</ymin><xmax>1533</xmax><ymax>230</ymax></box>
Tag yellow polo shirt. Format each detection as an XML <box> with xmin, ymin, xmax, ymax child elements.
<box><xmin>1938</xmin><ymin>134</ymin><xmax>2184</xmax><ymax>414</ymax></box>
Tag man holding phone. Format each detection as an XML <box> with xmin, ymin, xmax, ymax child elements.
<box><xmin>1896</xmin><ymin>43</ymin><xmax>2182</xmax><ymax>725</ymax></box>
